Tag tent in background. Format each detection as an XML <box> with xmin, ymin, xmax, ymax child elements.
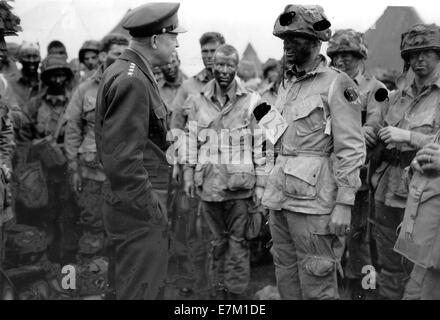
<box><xmin>364</xmin><ymin>6</ymin><xmax>424</xmax><ymax>73</ymax></box>
<box><xmin>108</xmin><ymin>10</ymin><xmax>131</xmax><ymax>37</ymax></box>
<box><xmin>242</xmin><ymin>43</ymin><xmax>263</xmax><ymax>78</ymax></box>
<box><xmin>13</xmin><ymin>0</ymin><xmax>121</xmax><ymax>60</ymax></box>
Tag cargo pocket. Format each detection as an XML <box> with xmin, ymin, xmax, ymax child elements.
<box><xmin>293</xmin><ymin>95</ymin><xmax>326</xmax><ymax>136</ymax></box>
<box><xmin>82</xmin><ymin>95</ymin><xmax>96</xmax><ymax>123</ymax></box>
<box><xmin>283</xmin><ymin>157</ymin><xmax>322</xmax><ymax>199</ymax></box>
<box><xmin>392</xmin><ymin>166</ymin><xmax>410</xmax><ymax>199</ymax></box>
<box><xmin>226</xmin><ymin>164</ymin><xmax>256</xmax><ymax>191</ymax></box>
<box><xmin>302</xmin><ymin>255</ymin><xmax>338</xmax><ymax>299</ymax></box>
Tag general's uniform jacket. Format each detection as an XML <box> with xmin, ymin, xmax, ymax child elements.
<box><xmin>95</xmin><ymin>48</ymin><xmax>170</xmax><ymax>213</ymax></box>
<box><xmin>373</xmin><ymin>69</ymin><xmax>440</xmax><ymax>209</ymax></box>
<box><xmin>261</xmin><ymin>63</ymin><xmax>366</xmax><ymax>214</ymax></box>
<box><xmin>183</xmin><ymin>79</ymin><xmax>265</xmax><ymax>202</ymax></box>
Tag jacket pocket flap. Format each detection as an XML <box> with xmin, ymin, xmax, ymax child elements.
<box><xmin>420</xmin><ymin>179</ymin><xmax>440</xmax><ymax>203</ymax></box>
<box><xmin>292</xmin><ymin>95</ymin><xmax>324</xmax><ymax>121</ymax></box>
<box><xmin>84</xmin><ymin>96</ymin><xmax>96</xmax><ymax>112</ymax></box>
<box><xmin>283</xmin><ymin>157</ymin><xmax>322</xmax><ymax>186</ymax></box>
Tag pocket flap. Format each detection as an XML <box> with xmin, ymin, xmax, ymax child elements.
<box><xmin>292</xmin><ymin>95</ymin><xmax>324</xmax><ymax>121</ymax></box>
<box><xmin>283</xmin><ymin>157</ymin><xmax>322</xmax><ymax>186</ymax></box>
<box><xmin>226</xmin><ymin>164</ymin><xmax>255</xmax><ymax>174</ymax></box>
<box><xmin>84</xmin><ymin>96</ymin><xmax>96</xmax><ymax>112</ymax></box>
<box><xmin>420</xmin><ymin>178</ymin><xmax>440</xmax><ymax>203</ymax></box>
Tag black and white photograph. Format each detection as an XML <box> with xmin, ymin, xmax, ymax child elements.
<box><xmin>0</xmin><ymin>0</ymin><xmax>440</xmax><ymax>305</ymax></box>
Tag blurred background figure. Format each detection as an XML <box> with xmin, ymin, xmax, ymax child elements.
<box><xmin>258</xmin><ymin>58</ymin><xmax>280</xmax><ymax>105</ymax></box>
<box><xmin>159</xmin><ymin>50</ymin><xmax>187</xmax><ymax>115</ymax></box>
<box><xmin>78</xmin><ymin>40</ymin><xmax>101</xmax><ymax>83</ymax></box>
<box><xmin>237</xmin><ymin>59</ymin><xmax>261</xmax><ymax>90</ymax></box>
<box><xmin>373</xmin><ymin>68</ymin><xmax>400</xmax><ymax>91</ymax></box>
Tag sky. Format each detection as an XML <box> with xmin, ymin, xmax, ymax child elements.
<box><xmin>9</xmin><ymin>0</ymin><xmax>440</xmax><ymax>75</ymax></box>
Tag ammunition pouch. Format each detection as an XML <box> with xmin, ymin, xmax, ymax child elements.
<box><xmin>16</xmin><ymin>161</ymin><xmax>48</xmax><ymax>209</ymax></box>
<box><xmin>32</xmin><ymin>137</ymin><xmax>67</xmax><ymax>169</ymax></box>
<box><xmin>382</xmin><ymin>148</ymin><xmax>416</xmax><ymax>169</ymax></box>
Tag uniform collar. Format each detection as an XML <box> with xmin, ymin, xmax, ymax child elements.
<box><xmin>194</xmin><ymin>68</ymin><xmax>213</xmax><ymax>83</ymax></box>
<box><xmin>119</xmin><ymin>48</ymin><xmax>156</xmax><ymax>85</ymax></box>
<box><xmin>286</xmin><ymin>54</ymin><xmax>327</xmax><ymax>81</ymax></box>
<box><xmin>17</xmin><ymin>73</ymin><xmax>39</xmax><ymax>88</ymax></box>
<box><xmin>403</xmin><ymin>64</ymin><xmax>440</xmax><ymax>98</ymax></box>
<box><xmin>202</xmin><ymin>78</ymin><xmax>247</xmax><ymax>101</ymax></box>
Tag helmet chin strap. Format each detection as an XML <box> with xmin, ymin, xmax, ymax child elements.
<box><xmin>282</xmin><ymin>50</ymin><xmax>287</xmax><ymax>89</ymax></box>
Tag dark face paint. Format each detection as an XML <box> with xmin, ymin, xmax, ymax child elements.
<box><xmin>47</xmin><ymin>69</ymin><xmax>68</xmax><ymax>92</ymax></box>
<box><xmin>213</xmin><ymin>52</ymin><xmax>238</xmax><ymax>90</ymax></box>
<box><xmin>409</xmin><ymin>49</ymin><xmax>440</xmax><ymax>78</ymax></box>
<box><xmin>283</xmin><ymin>36</ymin><xmax>314</xmax><ymax>66</ymax></box>
<box><xmin>20</xmin><ymin>52</ymin><xmax>41</xmax><ymax>75</ymax></box>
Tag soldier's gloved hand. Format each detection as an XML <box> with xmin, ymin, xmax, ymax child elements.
<box><xmin>329</xmin><ymin>204</ymin><xmax>352</xmax><ymax>236</ymax></box>
<box><xmin>362</xmin><ymin>126</ymin><xmax>377</xmax><ymax>148</ymax></box>
<box><xmin>184</xmin><ymin>178</ymin><xmax>195</xmax><ymax>198</ymax></box>
<box><xmin>253</xmin><ymin>186</ymin><xmax>265</xmax><ymax>207</ymax></box>
<box><xmin>378</xmin><ymin>126</ymin><xmax>411</xmax><ymax>144</ymax></box>
<box><xmin>70</xmin><ymin>171</ymin><xmax>83</xmax><ymax>197</ymax></box>
<box><xmin>413</xmin><ymin>143</ymin><xmax>440</xmax><ymax>173</ymax></box>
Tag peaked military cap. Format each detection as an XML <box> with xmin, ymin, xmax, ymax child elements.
<box><xmin>122</xmin><ymin>2</ymin><xmax>186</xmax><ymax>37</ymax></box>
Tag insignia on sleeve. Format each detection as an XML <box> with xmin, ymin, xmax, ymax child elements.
<box><xmin>374</xmin><ymin>88</ymin><xmax>388</xmax><ymax>102</ymax></box>
<box><xmin>343</xmin><ymin>87</ymin><xmax>359</xmax><ymax>102</ymax></box>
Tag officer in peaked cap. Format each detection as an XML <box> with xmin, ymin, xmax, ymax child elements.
<box><xmin>122</xmin><ymin>2</ymin><xmax>186</xmax><ymax>37</ymax></box>
<box><xmin>94</xmin><ymin>2</ymin><xmax>186</xmax><ymax>300</ymax></box>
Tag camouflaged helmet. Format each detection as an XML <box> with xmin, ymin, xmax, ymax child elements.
<box><xmin>273</xmin><ymin>5</ymin><xmax>332</xmax><ymax>41</ymax></box>
<box><xmin>78</xmin><ymin>40</ymin><xmax>101</xmax><ymax>64</ymax></box>
<box><xmin>401</xmin><ymin>24</ymin><xmax>440</xmax><ymax>60</ymax></box>
<box><xmin>40</xmin><ymin>54</ymin><xmax>74</xmax><ymax>85</ymax></box>
<box><xmin>327</xmin><ymin>29</ymin><xmax>368</xmax><ymax>59</ymax></box>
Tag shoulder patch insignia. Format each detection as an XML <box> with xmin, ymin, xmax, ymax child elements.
<box><xmin>344</xmin><ymin>87</ymin><xmax>359</xmax><ymax>102</ymax></box>
<box><xmin>374</xmin><ymin>88</ymin><xmax>388</xmax><ymax>102</ymax></box>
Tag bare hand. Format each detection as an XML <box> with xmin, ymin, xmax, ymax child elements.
<box><xmin>184</xmin><ymin>178</ymin><xmax>195</xmax><ymax>198</ymax></box>
<box><xmin>363</xmin><ymin>126</ymin><xmax>378</xmax><ymax>148</ymax></box>
<box><xmin>413</xmin><ymin>143</ymin><xmax>440</xmax><ymax>173</ymax></box>
<box><xmin>329</xmin><ymin>204</ymin><xmax>352</xmax><ymax>236</ymax></box>
<box><xmin>253</xmin><ymin>186</ymin><xmax>265</xmax><ymax>207</ymax></box>
<box><xmin>71</xmin><ymin>172</ymin><xmax>82</xmax><ymax>197</ymax></box>
<box><xmin>378</xmin><ymin>126</ymin><xmax>411</xmax><ymax>144</ymax></box>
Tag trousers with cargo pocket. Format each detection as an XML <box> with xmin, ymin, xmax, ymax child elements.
<box><xmin>269</xmin><ymin>210</ymin><xmax>345</xmax><ymax>300</ymax></box>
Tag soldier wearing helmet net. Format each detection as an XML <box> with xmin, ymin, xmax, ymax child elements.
<box><xmin>368</xmin><ymin>23</ymin><xmax>440</xmax><ymax>300</ymax></box>
<box><xmin>327</xmin><ymin>29</ymin><xmax>388</xmax><ymax>299</ymax></box>
<box><xmin>255</xmin><ymin>5</ymin><xmax>365</xmax><ymax>299</ymax></box>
